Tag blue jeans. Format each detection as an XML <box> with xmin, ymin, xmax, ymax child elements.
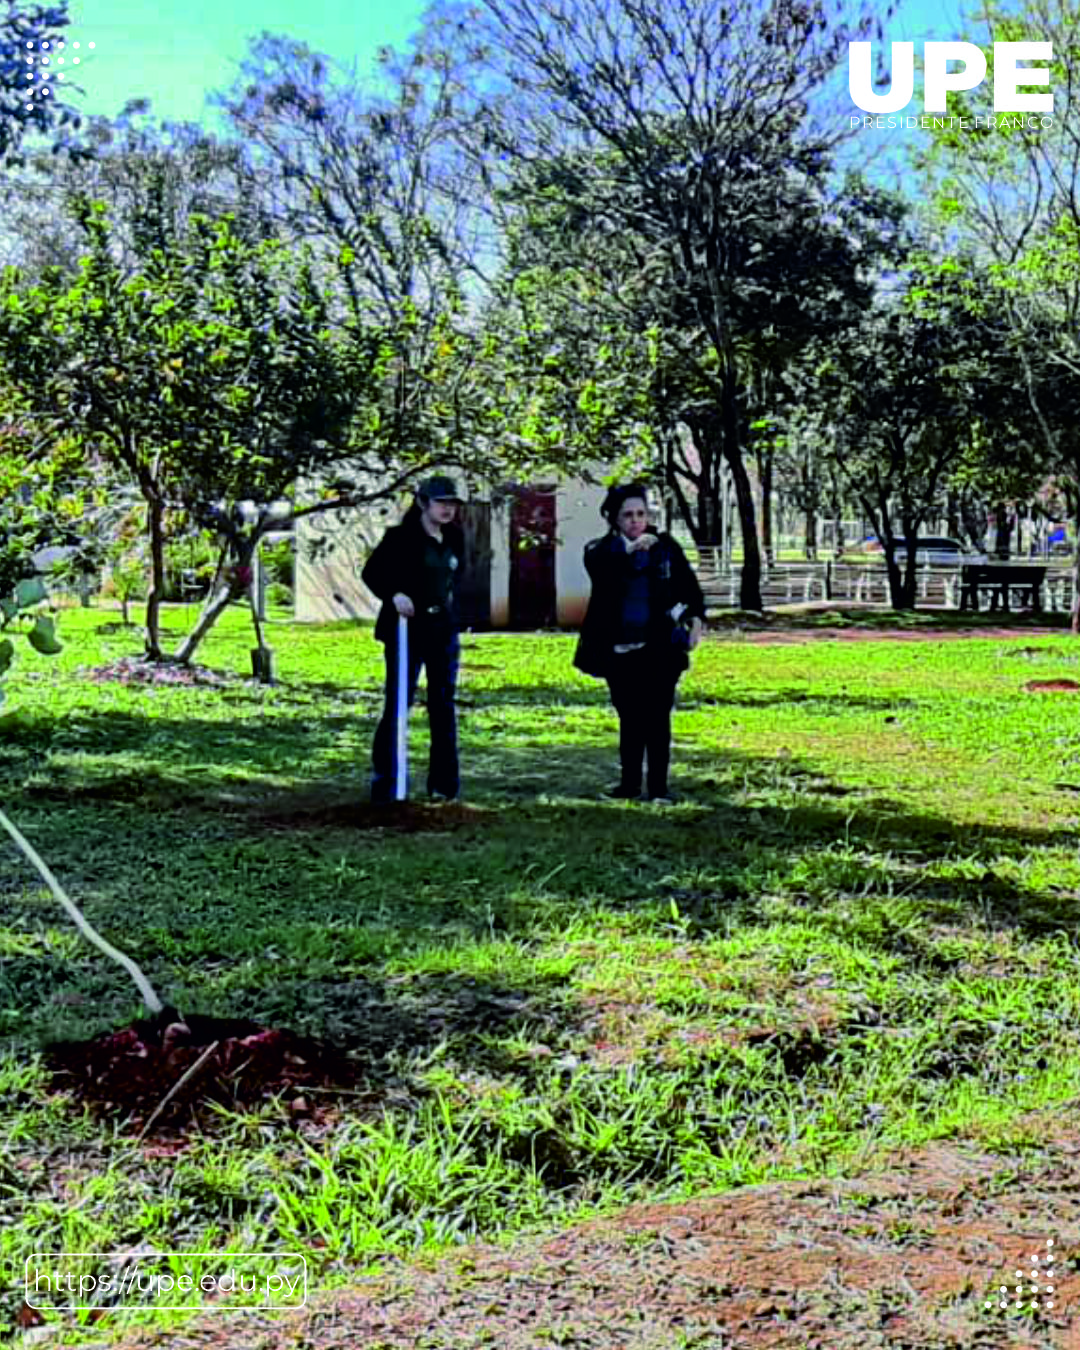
<box><xmin>371</xmin><ymin>621</ymin><xmax>460</xmax><ymax>800</ymax></box>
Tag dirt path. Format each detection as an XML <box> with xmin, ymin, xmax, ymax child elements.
<box><xmin>99</xmin><ymin>1113</ymin><xmax>1080</xmax><ymax>1350</ymax></box>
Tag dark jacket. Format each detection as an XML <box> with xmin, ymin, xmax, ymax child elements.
<box><xmin>573</xmin><ymin>530</ymin><xmax>706</xmax><ymax>679</ymax></box>
<box><xmin>361</xmin><ymin>506</ymin><xmax>465</xmax><ymax>644</ymax></box>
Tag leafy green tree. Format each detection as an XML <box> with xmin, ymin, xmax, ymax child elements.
<box><xmin>0</xmin><ymin>107</ymin><xmax>279</xmax><ymax>279</ymax></box>
<box><xmin>0</xmin><ymin>198</ymin><xmax>376</xmax><ymax>661</ymax></box>
<box><xmin>809</xmin><ymin>258</ymin><xmax>1038</xmax><ymax>608</ymax></box>
<box><xmin>461</xmin><ymin>0</ymin><xmax>901</xmax><ymax>607</ymax></box>
<box><xmin>0</xmin><ymin>194</ymin><xmax>599</xmax><ymax>664</ymax></box>
<box><xmin>991</xmin><ymin>291</ymin><xmax>1080</xmax><ymax>626</ymax></box>
<box><xmin>909</xmin><ymin>0</ymin><xmax>1080</xmax><ymax>624</ymax></box>
<box><xmin>497</xmin><ymin>144</ymin><xmax>904</xmax><ymax>579</ymax></box>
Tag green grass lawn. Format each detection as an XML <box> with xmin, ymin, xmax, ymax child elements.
<box><xmin>3</xmin><ymin>604</ymin><xmax>1080</xmax><ymax>1342</ymax></box>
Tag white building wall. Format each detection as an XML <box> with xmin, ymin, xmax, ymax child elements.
<box><xmin>555</xmin><ymin>483</ymin><xmax>607</xmax><ymax>627</ymax></box>
<box><xmin>489</xmin><ymin>497</ymin><xmax>512</xmax><ymax>629</ymax></box>
<box><xmin>294</xmin><ymin>505</ymin><xmax>388</xmax><ymax>623</ymax></box>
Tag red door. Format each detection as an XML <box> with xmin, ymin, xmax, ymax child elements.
<box><xmin>509</xmin><ymin>488</ymin><xmax>556</xmax><ymax>629</ymax></box>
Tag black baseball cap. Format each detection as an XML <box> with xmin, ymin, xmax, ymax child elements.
<box><xmin>417</xmin><ymin>475</ymin><xmax>463</xmax><ymax>501</ymax></box>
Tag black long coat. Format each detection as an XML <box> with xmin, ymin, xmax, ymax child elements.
<box><xmin>361</xmin><ymin>507</ymin><xmax>465</xmax><ymax>644</ymax></box>
<box><xmin>573</xmin><ymin>531</ymin><xmax>706</xmax><ymax>679</ymax></box>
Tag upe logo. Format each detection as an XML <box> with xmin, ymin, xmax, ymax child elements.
<box><xmin>849</xmin><ymin>41</ymin><xmax>1054</xmax><ymax>114</ymax></box>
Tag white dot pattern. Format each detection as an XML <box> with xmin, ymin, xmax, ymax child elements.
<box><xmin>987</xmin><ymin>1241</ymin><xmax>1061</xmax><ymax>1314</ymax></box>
<box><xmin>23</xmin><ymin>36</ymin><xmax>95</xmax><ymax>109</ymax></box>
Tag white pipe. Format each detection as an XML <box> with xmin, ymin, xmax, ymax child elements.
<box><xmin>0</xmin><ymin>808</ymin><xmax>165</xmax><ymax>1014</ymax></box>
<box><xmin>394</xmin><ymin>614</ymin><xmax>408</xmax><ymax>801</ymax></box>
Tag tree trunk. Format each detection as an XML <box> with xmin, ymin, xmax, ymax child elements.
<box><xmin>759</xmin><ymin>447</ymin><xmax>774</xmax><ymax>566</ymax></box>
<box><xmin>992</xmin><ymin>503</ymin><xmax>1012</xmax><ymax>559</ymax></box>
<box><xmin>684</xmin><ymin>419</ymin><xmax>722</xmax><ymax>546</ymax></box>
<box><xmin>883</xmin><ymin>547</ymin><xmax>917</xmax><ymax>610</ymax></box>
<box><xmin>804</xmin><ymin>502</ymin><xmax>817</xmax><ymax>561</ymax></box>
<box><xmin>895</xmin><ymin>509</ymin><xmax>922</xmax><ymax>609</ymax></box>
<box><xmin>668</xmin><ymin>468</ymin><xmax>700</xmax><ymax>544</ymax></box>
<box><xmin>172</xmin><ymin>579</ymin><xmax>240</xmax><ymax>664</ymax></box>
<box><xmin>726</xmin><ymin>448</ymin><xmax>763</xmax><ymax>612</ymax></box>
<box><xmin>884</xmin><ymin>549</ymin><xmax>902</xmax><ymax>607</ymax></box>
<box><xmin>946</xmin><ymin>489</ymin><xmax>961</xmax><ymax>540</ymax></box>
<box><xmin>863</xmin><ymin>487</ymin><xmax>917</xmax><ymax>611</ymax></box>
<box><xmin>172</xmin><ymin>538</ymin><xmax>254</xmax><ymax>664</ymax></box>
<box><xmin>700</xmin><ymin>493</ymin><xmax>718</xmax><ymax>545</ymax></box>
<box><xmin>1072</xmin><ymin>496</ymin><xmax>1080</xmax><ymax>636</ymax></box>
<box><xmin>144</xmin><ymin>491</ymin><xmax>167</xmax><ymax>661</ymax></box>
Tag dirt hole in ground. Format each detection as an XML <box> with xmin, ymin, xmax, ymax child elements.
<box><xmin>44</xmin><ymin>1011</ymin><xmax>365</xmax><ymax>1134</ymax></box>
<box><xmin>1025</xmin><ymin>679</ymin><xmax>1080</xmax><ymax>692</ymax></box>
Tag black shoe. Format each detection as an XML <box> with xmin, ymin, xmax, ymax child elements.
<box><xmin>429</xmin><ymin>790</ymin><xmax>458</xmax><ymax>803</ymax></box>
<box><xmin>646</xmin><ymin>791</ymin><xmax>677</xmax><ymax>806</ymax></box>
<box><xmin>601</xmin><ymin>782</ymin><xmax>641</xmax><ymax>801</ymax></box>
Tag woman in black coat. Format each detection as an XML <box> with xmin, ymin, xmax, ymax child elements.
<box><xmin>574</xmin><ymin>482</ymin><xmax>705</xmax><ymax>804</ymax></box>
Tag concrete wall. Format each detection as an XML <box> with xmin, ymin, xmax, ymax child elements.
<box><xmin>555</xmin><ymin>482</ymin><xmax>607</xmax><ymax>627</ymax></box>
<box><xmin>489</xmin><ymin>498</ymin><xmax>512</xmax><ymax>630</ymax></box>
<box><xmin>294</xmin><ymin>504</ymin><xmax>389</xmax><ymax>623</ymax></box>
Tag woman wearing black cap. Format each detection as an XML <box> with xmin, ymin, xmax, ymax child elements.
<box><xmin>574</xmin><ymin>482</ymin><xmax>705</xmax><ymax>804</ymax></box>
<box><xmin>362</xmin><ymin>476</ymin><xmax>465</xmax><ymax>803</ymax></box>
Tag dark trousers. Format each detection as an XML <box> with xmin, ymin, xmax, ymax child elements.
<box><xmin>605</xmin><ymin>644</ymin><xmax>682</xmax><ymax>795</ymax></box>
<box><xmin>371</xmin><ymin>621</ymin><xmax>460</xmax><ymax>800</ymax></box>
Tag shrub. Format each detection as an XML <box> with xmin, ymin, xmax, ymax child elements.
<box><xmin>266</xmin><ymin>582</ymin><xmax>293</xmax><ymax>609</ymax></box>
<box><xmin>261</xmin><ymin>537</ymin><xmax>294</xmax><ymax>587</ymax></box>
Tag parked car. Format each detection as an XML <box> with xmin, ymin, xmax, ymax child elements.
<box><xmin>892</xmin><ymin>537</ymin><xmax>986</xmax><ymax>566</ymax></box>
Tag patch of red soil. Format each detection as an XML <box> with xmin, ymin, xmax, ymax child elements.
<box><xmin>739</xmin><ymin>625</ymin><xmax>1066</xmax><ymax>645</ymax></box>
<box><xmin>1025</xmin><ymin>680</ymin><xmax>1080</xmax><ymax>692</ymax></box>
<box><xmin>44</xmin><ymin>1012</ymin><xmax>363</xmax><ymax>1132</ymax></box>
<box><xmin>104</xmin><ymin>1131</ymin><xmax>1080</xmax><ymax>1350</ymax></box>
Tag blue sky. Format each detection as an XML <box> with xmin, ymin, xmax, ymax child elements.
<box><xmin>57</xmin><ymin>0</ymin><xmax>430</xmax><ymax>129</ymax></box>
<box><xmin>54</xmin><ymin>0</ymin><xmax>979</xmax><ymax>133</ymax></box>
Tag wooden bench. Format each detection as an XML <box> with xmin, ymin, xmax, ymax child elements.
<box><xmin>959</xmin><ymin>564</ymin><xmax>1046</xmax><ymax>613</ymax></box>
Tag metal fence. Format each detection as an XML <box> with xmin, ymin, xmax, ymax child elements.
<box><xmin>692</xmin><ymin>552</ymin><xmax>1077</xmax><ymax>612</ymax></box>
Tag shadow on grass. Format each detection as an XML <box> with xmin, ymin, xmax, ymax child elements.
<box><xmin>1</xmin><ymin>733</ymin><xmax>1076</xmax><ymax>985</ymax></box>
<box><xmin>678</xmin><ymin>690</ymin><xmax>920</xmax><ymax>713</ymax></box>
<box><xmin>0</xmin><ymin>685</ymin><xmax>1077</xmax><ymax>1070</ymax></box>
<box><xmin>463</xmin><ymin>681</ymin><xmax>921</xmax><ymax>714</ymax></box>
<box><xmin>0</xmin><ymin>706</ymin><xmax>361</xmax><ymax>788</ymax></box>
